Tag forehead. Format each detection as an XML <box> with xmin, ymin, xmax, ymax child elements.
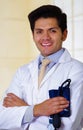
<box><xmin>34</xmin><ymin>17</ymin><xmax>59</xmax><ymax>28</ymax></box>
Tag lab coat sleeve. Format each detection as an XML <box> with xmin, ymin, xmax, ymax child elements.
<box><xmin>60</xmin><ymin>61</ymin><xmax>83</xmax><ymax>130</ymax></box>
<box><xmin>0</xmin><ymin>66</ymin><xmax>30</xmax><ymax>129</ymax></box>
<box><xmin>22</xmin><ymin>105</ymin><xmax>35</xmax><ymax>124</ymax></box>
<box><xmin>0</xmin><ymin>105</ymin><xmax>28</xmax><ymax>129</ymax></box>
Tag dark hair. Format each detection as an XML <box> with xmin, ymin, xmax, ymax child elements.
<box><xmin>28</xmin><ymin>5</ymin><xmax>67</xmax><ymax>32</ymax></box>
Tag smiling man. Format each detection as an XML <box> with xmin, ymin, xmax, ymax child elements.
<box><xmin>0</xmin><ymin>5</ymin><xmax>83</xmax><ymax>130</ymax></box>
<box><xmin>33</xmin><ymin>17</ymin><xmax>67</xmax><ymax>56</ymax></box>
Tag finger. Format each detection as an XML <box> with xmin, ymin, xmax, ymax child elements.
<box><xmin>7</xmin><ymin>93</ymin><xmax>18</xmax><ymax>99</ymax></box>
<box><xmin>52</xmin><ymin>97</ymin><xmax>69</xmax><ymax>105</ymax></box>
<box><xmin>3</xmin><ymin>96</ymin><xmax>16</xmax><ymax>106</ymax></box>
<box><xmin>7</xmin><ymin>93</ymin><xmax>21</xmax><ymax>102</ymax></box>
<box><xmin>54</xmin><ymin>108</ymin><xmax>64</xmax><ymax>113</ymax></box>
<box><xmin>4</xmin><ymin>97</ymin><xmax>13</xmax><ymax>102</ymax></box>
<box><xmin>3</xmin><ymin>99</ymin><xmax>13</xmax><ymax>107</ymax></box>
<box><xmin>53</xmin><ymin>96</ymin><xmax>69</xmax><ymax>102</ymax></box>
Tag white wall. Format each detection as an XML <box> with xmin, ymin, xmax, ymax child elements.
<box><xmin>0</xmin><ymin>0</ymin><xmax>52</xmax><ymax>99</ymax></box>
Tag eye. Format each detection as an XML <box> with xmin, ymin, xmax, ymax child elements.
<box><xmin>35</xmin><ymin>30</ymin><xmax>42</xmax><ymax>34</ymax></box>
<box><xmin>50</xmin><ymin>28</ymin><xmax>56</xmax><ymax>33</ymax></box>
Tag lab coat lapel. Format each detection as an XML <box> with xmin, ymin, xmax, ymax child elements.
<box><xmin>40</xmin><ymin>63</ymin><xmax>60</xmax><ymax>87</ymax></box>
<box><xmin>28</xmin><ymin>58</ymin><xmax>39</xmax><ymax>88</ymax></box>
<box><xmin>40</xmin><ymin>49</ymin><xmax>72</xmax><ymax>87</ymax></box>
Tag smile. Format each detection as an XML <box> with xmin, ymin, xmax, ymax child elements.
<box><xmin>41</xmin><ymin>42</ymin><xmax>52</xmax><ymax>46</ymax></box>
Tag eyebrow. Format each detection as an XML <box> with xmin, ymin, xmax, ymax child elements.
<box><xmin>34</xmin><ymin>27</ymin><xmax>59</xmax><ymax>31</ymax></box>
<box><xmin>49</xmin><ymin>27</ymin><xmax>59</xmax><ymax>30</ymax></box>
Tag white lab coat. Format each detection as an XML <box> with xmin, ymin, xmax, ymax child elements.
<box><xmin>0</xmin><ymin>49</ymin><xmax>83</xmax><ymax>130</ymax></box>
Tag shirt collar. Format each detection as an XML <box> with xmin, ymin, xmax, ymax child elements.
<box><xmin>39</xmin><ymin>48</ymin><xmax>64</xmax><ymax>64</ymax></box>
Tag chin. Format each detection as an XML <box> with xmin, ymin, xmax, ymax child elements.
<box><xmin>42</xmin><ymin>53</ymin><xmax>51</xmax><ymax>57</ymax></box>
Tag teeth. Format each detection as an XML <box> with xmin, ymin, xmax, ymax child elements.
<box><xmin>42</xmin><ymin>43</ymin><xmax>51</xmax><ymax>46</ymax></box>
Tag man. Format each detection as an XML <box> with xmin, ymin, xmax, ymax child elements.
<box><xmin>0</xmin><ymin>5</ymin><xmax>83</xmax><ymax>130</ymax></box>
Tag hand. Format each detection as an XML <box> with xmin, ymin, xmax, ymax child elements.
<box><xmin>34</xmin><ymin>97</ymin><xmax>69</xmax><ymax>117</ymax></box>
<box><xmin>3</xmin><ymin>93</ymin><xmax>28</xmax><ymax>107</ymax></box>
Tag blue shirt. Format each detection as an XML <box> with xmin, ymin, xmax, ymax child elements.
<box><xmin>39</xmin><ymin>48</ymin><xmax>64</xmax><ymax>72</ymax></box>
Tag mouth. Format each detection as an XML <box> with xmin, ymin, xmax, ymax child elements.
<box><xmin>41</xmin><ymin>42</ymin><xmax>52</xmax><ymax>47</ymax></box>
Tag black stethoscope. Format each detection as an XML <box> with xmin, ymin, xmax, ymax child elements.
<box><xmin>49</xmin><ymin>79</ymin><xmax>71</xmax><ymax>130</ymax></box>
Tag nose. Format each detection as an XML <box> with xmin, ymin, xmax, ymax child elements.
<box><xmin>42</xmin><ymin>31</ymin><xmax>50</xmax><ymax>40</ymax></box>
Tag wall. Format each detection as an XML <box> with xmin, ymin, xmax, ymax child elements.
<box><xmin>0</xmin><ymin>0</ymin><xmax>52</xmax><ymax>99</ymax></box>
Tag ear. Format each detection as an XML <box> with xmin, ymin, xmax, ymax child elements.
<box><xmin>62</xmin><ymin>29</ymin><xmax>68</xmax><ymax>41</ymax></box>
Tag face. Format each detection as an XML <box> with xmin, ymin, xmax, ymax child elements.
<box><xmin>33</xmin><ymin>17</ymin><xmax>67</xmax><ymax>57</ymax></box>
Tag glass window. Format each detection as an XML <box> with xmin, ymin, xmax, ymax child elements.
<box><xmin>53</xmin><ymin>0</ymin><xmax>83</xmax><ymax>62</ymax></box>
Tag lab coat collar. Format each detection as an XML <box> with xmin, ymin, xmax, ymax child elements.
<box><xmin>28</xmin><ymin>49</ymin><xmax>72</xmax><ymax>89</ymax></box>
<box><xmin>40</xmin><ymin>49</ymin><xmax>72</xmax><ymax>87</ymax></box>
<box><xmin>58</xmin><ymin>48</ymin><xmax>71</xmax><ymax>63</ymax></box>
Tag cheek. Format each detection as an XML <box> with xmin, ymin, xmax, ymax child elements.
<box><xmin>53</xmin><ymin>37</ymin><xmax>62</xmax><ymax>48</ymax></box>
<box><xmin>54</xmin><ymin>35</ymin><xmax>63</xmax><ymax>42</ymax></box>
<box><xmin>33</xmin><ymin>35</ymin><xmax>40</xmax><ymax>43</ymax></box>
<box><xmin>34</xmin><ymin>38</ymin><xmax>41</xmax><ymax>49</ymax></box>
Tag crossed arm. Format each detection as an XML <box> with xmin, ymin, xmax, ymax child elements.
<box><xmin>3</xmin><ymin>93</ymin><xmax>69</xmax><ymax>117</ymax></box>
